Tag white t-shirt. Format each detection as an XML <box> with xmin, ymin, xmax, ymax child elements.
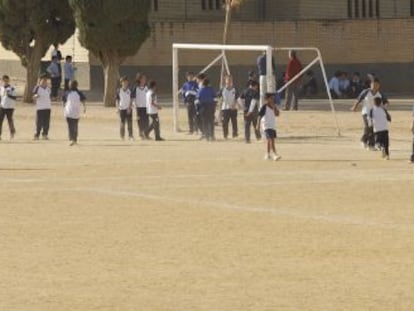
<box><xmin>33</xmin><ymin>86</ymin><xmax>52</xmax><ymax>110</ymax></box>
<box><xmin>260</xmin><ymin>105</ymin><xmax>276</xmax><ymax>130</ymax></box>
<box><xmin>220</xmin><ymin>87</ymin><xmax>238</xmax><ymax>110</ymax></box>
<box><xmin>134</xmin><ymin>86</ymin><xmax>148</xmax><ymax>108</ymax></box>
<box><xmin>117</xmin><ymin>87</ymin><xmax>132</xmax><ymax>110</ymax></box>
<box><xmin>146</xmin><ymin>90</ymin><xmax>158</xmax><ymax>115</ymax></box>
<box><xmin>64</xmin><ymin>90</ymin><xmax>86</xmax><ymax>119</ymax></box>
<box><xmin>370</xmin><ymin>106</ymin><xmax>389</xmax><ymax>133</ymax></box>
<box><xmin>0</xmin><ymin>85</ymin><xmax>16</xmax><ymax>109</ymax></box>
<box><xmin>357</xmin><ymin>89</ymin><xmax>388</xmax><ymax>115</ymax></box>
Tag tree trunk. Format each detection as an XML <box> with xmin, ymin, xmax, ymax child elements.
<box><xmin>103</xmin><ymin>57</ymin><xmax>120</xmax><ymax>107</ymax></box>
<box><xmin>220</xmin><ymin>0</ymin><xmax>232</xmax><ymax>87</ymax></box>
<box><xmin>23</xmin><ymin>44</ymin><xmax>44</xmax><ymax>103</ymax></box>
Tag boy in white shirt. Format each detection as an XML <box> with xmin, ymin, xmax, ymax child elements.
<box><xmin>145</xmin><ymin>81</ymin><xmax>164</xmax><ymax>141</ymax></box>
<box><xmin>0</xmin><ymin>75</ymin><xmax>17</xmax><ymax>140</ymax></box>
<box><xmin>33</xmin><ymin>74</ymin><xmax>52</xmax><ymax>140</ymax></box>
<box><xmin>369</xmin><ymin>97</ymin><xmax>391</xmax><ymax>160</ymax></box>
<box><xmin>257</xmin><ymin>93</ymin><xmax>281</xmax><ymax>161</ymax></box>
<box><xmin>132</xmin><ymin>73</ymin><xmax>149</xmax><ymax>139</ymax></box>
<box><xmin>62</xmin><ymin>80</ymin><xmax>86</xmax><ymax>146</ymax></box>
<box><xmin>116</xmin><ymin>76</ymin><xmax>134</xmax><ymax>140</ymax></box>
<box><xmin>218</xmin><ymin>75</ymin><xmax>239</xmax><ymax>139</ymax></box>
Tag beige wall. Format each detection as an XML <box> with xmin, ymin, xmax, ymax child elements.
<box><xmin>96</xmin><ymin>18</ymin><xmax>414</xmax><ymax>67</ymax></box>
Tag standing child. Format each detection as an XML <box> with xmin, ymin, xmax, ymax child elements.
<box><xmin>145</xmin><ymin>81</ymin><xmax>164</xmax><ymax>141</ymax></box>
<box><xmin>33</xmin><ymin>74</ymin><xmax>52</xmax><ymax>140</ymax></box>
<box><xmin>47</xmin><ymin>56</ymin><xmax>61</xmax><ymax>100</ymax></box>
<box><xmin>64</xmin><ymin>55</ymin><xmax>75</xmax><ymax>91</ymax></box>
<box><xmin>218</xmin><ymin>75</ymin><xmax>239</xmax><ymax>139</ymax></box>
<box><xmin>196</xmin><ymin>79</ymin><xmax>217</xmax><ymax>141</ymax></box>
<box><xmin>132</xmin><ymin>73</ymin><xmax>149</xmax><ymax>139</ymax></box>
<box><xmin>116</xmin><ymin>76</ymin><xmax>134</xmax><ymax>140</ymax></box>
<box><xmin>240</xmin><ymin>80</ymin><xmax>261</xmax><ymax>143</ymax></box>
<box><xmin>369</xmin><ymin>97</ymin><xmax>391</xmax><ymax>160</ymax></box>
<box><xmin>409</xmin><ymin>105</ymin><xmax>414</xmax><ymax>164</ymax></box>
<box><xmin>62</xmin><ymin>80</ymin><xmax>86</xmax><ymax>146</ymax></box>
<box><xmin>257</xmin><ymin>93</ymin><xmax>281</xmax><ymax>161</ymax></box>
<box><xmin>0</xmin><ymin>75</ymin><xmax>17</xmax><ymax>140</ymax></box>
<box><xmin>181</xmin><ymin>72</ymin><xmax>198</xmax><ymax>134</ymax></box>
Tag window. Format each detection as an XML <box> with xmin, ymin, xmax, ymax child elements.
<box><xmin>362</xmin><ymin>0</ymin><xmax>366</xmax><ymax>17</ymax></box>
<box><xmin>202</xmin><ymin>0</ymin><xmax>222</xmax><ymax>10</ymax></box>
<box><xmin>369</xmin><ymin>0</ymin><xmax>373</xmax><ymax>17</ymax></box>
<box><xmin>153</xmin><ymin>0</ymin><xmax>158</xmax><ymax>11</ymax></box>
<box><xmin>347</xmin><ymin>0</ymin><xmax>352</xmax><ymax>18</ymax></box>
<box><xmin>375</xmin><ymin>0</ymin><xmax>380</xmax><ymax>17</ymax></box>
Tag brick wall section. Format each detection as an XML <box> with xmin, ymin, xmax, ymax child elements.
<box><xmin>89</xmin><ymin>18</ymin><xmax>414</xmax><ymax>67</ymax></box>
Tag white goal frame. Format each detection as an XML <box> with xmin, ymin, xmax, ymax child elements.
<box><xmin>172</xmin><ymin>43</ymin><xmax>340</xmax><ymax>136</ymax></box>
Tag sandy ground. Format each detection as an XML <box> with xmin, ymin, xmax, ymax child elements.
<box><xmin>0</xmin><ymin>100</ymin><xmax>414</xmax><ymax>311</ymax></box>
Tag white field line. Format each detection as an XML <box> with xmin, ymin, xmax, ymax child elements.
<box><xmin>6</xmin><ymin>186</ymin><xmax>407</xmax><ymax>232</ymax></box>
<box><xmin>78</xmin><ymin>187</ymin><xmax>414</xmax><ymax>231</ymax></box>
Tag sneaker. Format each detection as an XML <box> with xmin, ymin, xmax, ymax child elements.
<box><xmin>360</xmin><ymin>142</ymin><xmax>368</xmax><ymax>149</ymax></box>
<box><xmin>264</xmin><ymin>154</ymin><xmax>271</xmax><ymax>160</ymax></box>
<box><xmin>42</xmin><ymin>136</ymin><xmax>49</xmax><ymax>140</ymax></box>
<box><xmin>33</xmin><ymin>135</ymin><xmax>40</xmax><ymax>141</ymax></box>
<box><xmin>408</xmin><ymin>159</ymin><xmax>414</xmax><ymax>164</ymax></box>
<box><xmin>129</xmin><ymin>136</ymin><xmax>135</xmax><ymax>141</ymax></box>
<box><xmin>155</xmin><ymin>137</ymin><xmax>165</xmax><ymax>141</ymax></box>
<box><xmin>272</xmin><ymin>154</ymin><xmax>282</xmax><ymax>161</ymax></box>
<box><xmin>10</xmin><ymin>133</ymin><xmax>15</xmax><ymax>140</ymax></box>
<box><xmin>69</xmin><ymin>140</ymin><xmax>76</xmax><ymax>146</ymax></box>
<box><xmin>384</xmin><ymin>156</ymin><xmax>390</xmax><ymax>161</ymax></box>
<box><xmin>368</xmin><ymin>146</ymin><xmax>378</xmax><ymax>151</ymax></box>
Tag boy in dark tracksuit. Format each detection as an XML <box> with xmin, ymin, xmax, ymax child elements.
<box><xmin>181</xmin><ymin>72</ymin><xmax>198</xmax><ymax>134</ymax></box>
<box><xmin>196</xmin><ymin>79</ymin><xmax>216</xmax><ymax>141</ymax></box>
<box><xmin>240</xmin><ymin>80</ymin><xmax>261</xmax><ymax>143</ymax></box>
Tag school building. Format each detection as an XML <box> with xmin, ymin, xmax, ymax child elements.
<box><xmin>1</xmin><ymin>0</ymin><xmax>414</xmax><ymax>95</ymax></box>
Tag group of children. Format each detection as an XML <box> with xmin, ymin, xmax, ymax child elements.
<box><xmin>115</xmin><ymin>74</ymin><xmax>164</xmax><ymax>141</ymax></box>
<box><xmin>181</xmin><ymin>71</ymin><xmax>282</xmax><ymax>160</ymax></box>
<box><xmin>351</xmin><ymin>77</ymin><xmax>414</xmax><ymax>163</ymax></box>
<box><xmin>0</xmin><ymin>74</ymin><xmax>86</xmax><ymax>146</ymax></box>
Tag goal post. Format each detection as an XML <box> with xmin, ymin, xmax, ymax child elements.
<box><xmin>172</xmin><ymin>43</ymin><xmax>275</xmax><ymax>133</ymax></box>
<box><xmin>274</xmin><ymin>47</ymin><xmax>341</xmax><ymax>136</ymax></box>
<box><xmin>172</xmin><ymin>43</ymin><xmax>341</xmax><ymax>136</ymax></box>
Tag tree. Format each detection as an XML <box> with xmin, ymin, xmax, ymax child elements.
<box><xmin>0</xmin><ymin>0</ymin><xmax>75</xmax><ymax>103</ymax></box>
<box><xmin>69</xmin><ymin>0</ymin><xmax>151</xmax><ymax>107</ymax></box>
<box><xmin>220</xmin><ymin>0</ymin><xmax>243</xmax><ymax>86</ymax></box>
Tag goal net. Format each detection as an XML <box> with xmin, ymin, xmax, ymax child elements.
<box><xmin>172</xmin><ymin>43</ymin><xmax>341</xmax><ymax>136</ymax></box>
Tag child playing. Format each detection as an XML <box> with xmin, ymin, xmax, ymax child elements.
<box><xmin>218</xmin><ymin>75</ymin><xmax>239</xmax><ymax>139</ymax></box>
<box><xmin>64</xmin><ymin>55</ymin><xmax>75</xmax><ymax>91</ymax></box>
<box><xmin>0</xmin><ymin>75</ymin><xmax>17</xmax><ymax>140</ymax></box>
<box><xmin>369</xmin><ymin>97</ymin><xmax>391</xmax><ymax>160</ymax></box>
<box><xmin>181</xmin><ymin>72</ymin><xmax>198</xmax><ymax>134</ymax></box>
<box><xmin>33</xmin><ymin>74</ymin><xmax>52</xmax><ymax>140</ymax></box>
<box><xmin>196</xmin><ymin>79</ymin><xmax>217</xmax><ymax>141</ymax></box>
<box><xmin>132</xmin><ymin>73</ymin><xmax>148</xmax><ymax>139</ymax></box>
<box><xmin>257</xmin><ymin>93</ymin><xmax>281</xmax><ymax>161</ymax></box>
<box><xmin>145</xmin><ymin>81</ymin><xmax>164</xmax><ymax>141</ymax></box>
<box><xmin>116</xmin><ymin>76</ymin><xmax>134</xmax><ymax>140</ymax></box>
<box><xmin>351</xmin><ymin>78</ymin><xmax>389</xmax><ymax>150</ymax></box>
<box><xmin>62</xmin><ymin>80</ymin><xmax>86</xmax><ymax>146</ymax></box>
<box><xmin>47</xmin><ymin>56</ymin><xmax>61</xmax><ymax>100</ymax></box>
<box><xmin>240</xmin><ymin>80</ymin><xmax>261</xmax><ymax>143</ymax></box>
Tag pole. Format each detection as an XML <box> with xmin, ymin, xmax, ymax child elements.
<box><xmin>172</xmin><ymin>47</ymin><xmax>180</xmax><ymax>132</ymax></box>
<box><xmin>266</xmin><ymin>46</ymin><xmax>274</xmax><ymax>93</ymax></box>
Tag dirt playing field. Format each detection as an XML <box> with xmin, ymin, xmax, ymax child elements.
<box><xmin>0</xmin><ymin>100</ymin><xmax>413</xmax><ymax>311</ymax></box>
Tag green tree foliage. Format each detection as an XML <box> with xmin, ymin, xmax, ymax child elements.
<box><xmin>69</xmin><ymin>0</ymin><xmax>151</xmax><ymax>107</ymax></box>
<box><xmin>0</xmin><ymin>0</ymin><xmax>75</xmax><ymax>102</ymax></box>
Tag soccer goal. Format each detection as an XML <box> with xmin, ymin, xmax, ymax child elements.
<box><xmin>172</xmin><ymin>43</ymin><xmax>341</xmax><ymax>136</ymax></box>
